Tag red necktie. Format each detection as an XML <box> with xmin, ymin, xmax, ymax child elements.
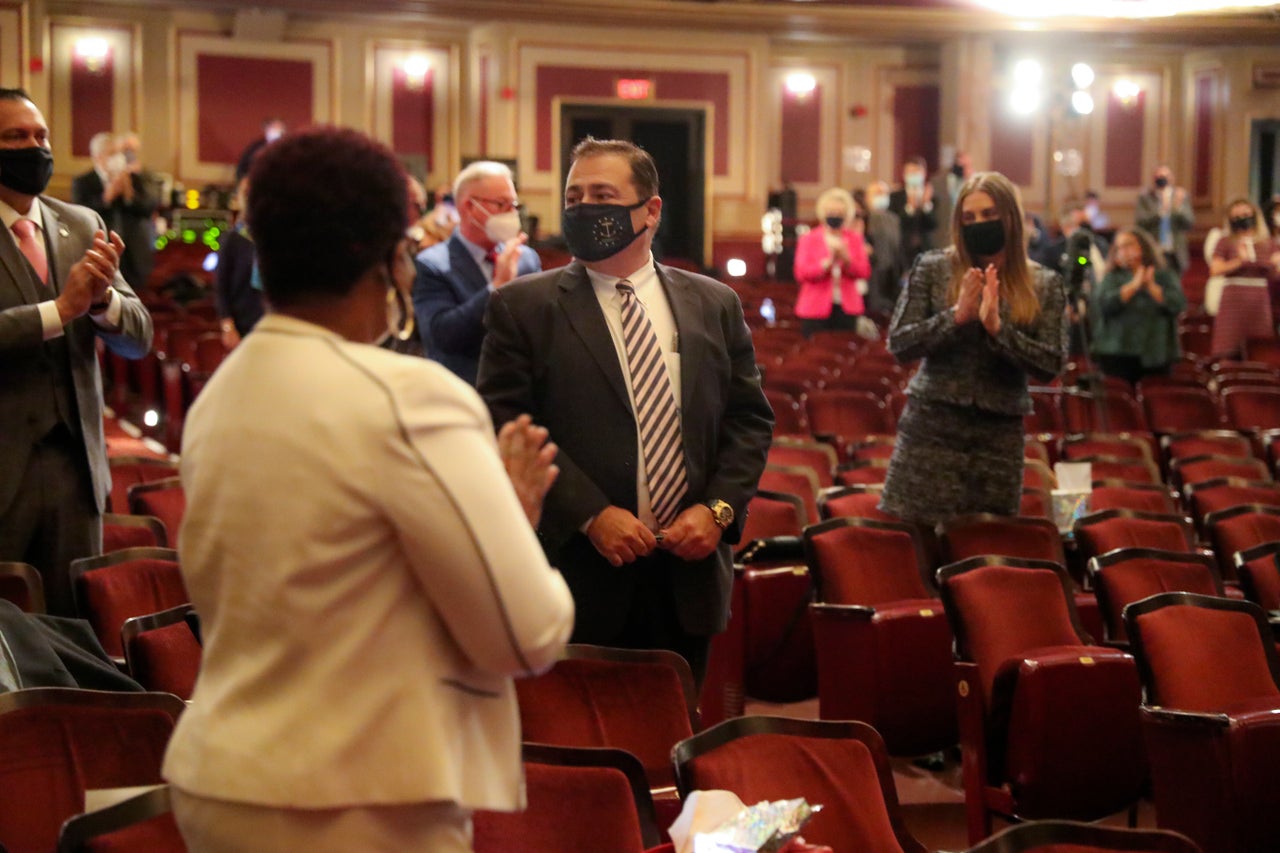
<box><xmin>11</xmin><ymin>219</ymin><xmax>47</xmax><ymax>285</ymax></box>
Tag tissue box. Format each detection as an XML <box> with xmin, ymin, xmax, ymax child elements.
<box><xmin>1051</xmin><ymin>489</ymin><xmax>1090</xmax><ymax>533</ymax></box>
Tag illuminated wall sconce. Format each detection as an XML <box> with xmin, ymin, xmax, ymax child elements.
<box><xmin>1112</xmin><ymin>79</ymin><xmax>1142</xmax><ymax>107</ymax></box>
<box><xmin>74</xmin><ymin>37</ymin><xmax>111</xmax><ymax>74</ymax></box>
<box><xmin>784</xmin><ymin>71</ymin><xmax>817</xmax><ymax>100</ymax></box>
<box><xmin>402</xmin><ymin>54</ymin><xmax>430</xmax><ymax>91</ymax></box>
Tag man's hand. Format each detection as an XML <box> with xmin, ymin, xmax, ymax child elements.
<box><xmin>492</xmin><ymin>233</ymin><xmax>529</xmax><ymax>287</ymax></box>
<box><xmin>220</xmin><ymin>324</ymin><xmax>241</xmax><ymax>351</ymax></box>
<box><xmin>658</xmin><ymin>504</ymin><xmax>722</xmax><ymax>561</ymax></box>
<box><xmin>587</xmin><ymin>506</ymin><xmax>658</xmax><ymax>567</ymax></box>
<box><xmin>56</xmin><ymin>230</ymin><xmax>121</xmax><ymax>324</ymax></box>
<box><xmin>954</xmin><ymin>267</ymin><xmax>983</xmax><ymax>324</ymax></box>
<box><xmin>497</xmin><ymin>414</ymin><xmax>559</xmax><ymax>528</ymax></box>
<box><xmin>979</xmin><ymin>263</ymin><xmax>1001</xmax><ymax>336</ymax></box>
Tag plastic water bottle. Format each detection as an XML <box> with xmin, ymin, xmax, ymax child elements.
<box><xmin>760</xmin><ymin>298</ymin><xmax>776</xmax><ymax>324</ymax></box>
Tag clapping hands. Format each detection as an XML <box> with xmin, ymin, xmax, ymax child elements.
<box><xmin>955</xmin><ymin>265</ymin><xmax>1001</xmax><ymax>335</ymax></box>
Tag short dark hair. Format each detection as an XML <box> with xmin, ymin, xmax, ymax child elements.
<box><xmin>570</xmin><ymin>137</ymin><xmax>659</xmax><ymax>199</ymax></box>
<box><xmin>248</xmin><ymin>126</ymin><xmax>407</xmax><ymax>307</ymax></box>
<box><xmin>0</xmin><ymin>88</ymin><xmax>33</xmax><ymax>103</ymax></box>
<box><xmin>906</xmin><ymin>156</ymin><xmax>928</xmax><ymax>170</ymax></box>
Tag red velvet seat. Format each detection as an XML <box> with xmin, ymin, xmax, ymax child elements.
<box><xmin>1140</xmin><ymin>388</ymin><xmax>1225</xmax><ymax>434</ymax></box>
<box><xmin>1087</xmin><ymin>548</ymin><xmax>1224</xmax><ymax>644</ymax></box>
<box><xmin>804</xmin><ymin>390</ymin><xmax>895</xmax><ymax>459</ymax></box>
<box><xmin>515</xmin><ymin>645</ymin><xmax>697</xmax><ymax>829</ymax></box>
<box><xmin>1125</xmin><ymin>593</ymin><xmax>1280</xmax><ymax>853</ymax></box>
<box><xmin>1072</xmin><ymin>510</ymin><xmax>1196</xmax><ymax>567</ymax></box>
<box><xmin>963</xmin><ymin>819</ymin><xmax>1201</xmax><ymax>853</ymax></box>
<box><xmin>1061</xmin><ymin>389</ymin><xmax>1149</xmax><ymax>433</ymax></box>
<box><xmin>101</xmin><ymin>513</ymin><xmax>169</xmax><ymax>553</ymax></box>
<box><xmin>0</xmin><ymin>688</ymin><xmax>186</xmax><ymax>853</ymax></box>
<box><xmin>1087</xmin><ymin>481</ymin><xmax>1179</xmax><ymax>515</ymax></box>
<box><xmin>1072</xmin><ymin>455</ymin><xmax>1162</xmax><ymax>485</ymax></box>
<box><xmin>1061</xmin><ymin>433</ymin><xmax>1156</xmax><ymax>465</ymax></box>
<box><xmin>835</xmin><ymin>459</ymin><xmax>890</xmax><ymax>487</ymax></box>
<box><xmin>1233</xmin><ymin>540</ymin><xmax>1280</xmax><ymax>610</ymax></box>
<box><xmin>1204</xmin><ymin>503</ymin><xmax>1280</xmax><ymax>581</ymax></box>
<box><xmin>768</xmin><ymin>439</ymin><xmax>838</xmax><ymax>489</ymax></box>
<box><xmin>763</xmin><ymin>389</ymin><xmax>809</xmax><ymax>437</ymax></box>
<box><xmin>1161</xmin><ymin>430</ymin><xmax>1255</xmax><ymax>465</ymax></box>
<box><xmin>1019</xmin><ymin>488</ymin><xmax>1052</xmax><ymax>520</ymax></box>
<box><xmin>107</xmin><ymin>456</ymin><xmax>178</xmax><ymax>516</ymax></box>
<box><xmin>126</xmin><ymin>478</ymin><xmax>186</xmax><ymax>550</ymax></box>
<box><xmin>473</xmin><ymin>744</ymin><xmax>667</xmax><ymax>853</ymax></box>
<box><xmin>1023</xmin><ymin>460</ymin><xmax>1057</xmax><ymax>491</ymax></box>
<box><xmin>1221</xmin><ymin>385</ymin><xmax>1280</xmax><ymax>432</ymax></box>
<box><xmin>68</xmin><ymin>547</ymin><xmax>188</xmax><ymax>660</ymax></box>
<box><xmin>758</xmin><ymin>465</ymin><xmax>820</xmax><ymax>525</ymax></box>
<box><xmin>0</xmin><ymin>562</ymin><xmax>45</xmax><ymax>614</ymax></box>
<box><xmin>1184</xmin><ymin>477</ymin><xmax>1280</xmax><ymax>530</ymax></box>
<box><xmin>1171</xmin><ymin>454</ymin><xmax>1271</xmax><ymax>490</ymax></box>
<box><xmin>937</xmin><ymin>559</ymin><xmax>1146</xmax><ymax>843</ymax></box>
<box><xmin>121</xmin><ymin>605</ymin><xmax>202</xmax><ymax>701</ymax></box>
<box><xmin>938</xmin><ymin>514</ymin><xmax>1066</xmax><ymax>566</ymax></box>
<box><xmin>56</xmin><ymin>785</ymin><xmax>184</xmax><ymax>853</ymax></box>
<box><xmin>804</xmin><ymin>518</ymin><xmax>955</xmax><ymax>756</ymax></box>
<box><xmin>672</xmin><ymin>716</ymin><xmax>928</xmax><ymax>853</ymax></box>
<box><xmin>737</xmin><ymin>489</ymin><xmax>805</xmax><ymax>553</ymax></box>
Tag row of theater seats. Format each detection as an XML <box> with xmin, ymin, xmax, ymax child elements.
<box><xmin>2</xmin><ymin>645</ymin><xmax>1218</xmax><ymax>850</ymax></box>
<box><xmin>98</xmin><ymin>296</ymin><xmax>231</xmax><ymax>453</ymax></box>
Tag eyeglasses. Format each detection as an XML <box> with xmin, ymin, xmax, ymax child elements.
<box><xmin>470</xmin><ymin>196</ymin><xmax>522</xmax><ymax>214</ymax></box>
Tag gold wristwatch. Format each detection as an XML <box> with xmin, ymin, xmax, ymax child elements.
<box><xmin>705</xmin><ymin>499</ymin><xmax>734</xmax><ymax>530</ymax></box>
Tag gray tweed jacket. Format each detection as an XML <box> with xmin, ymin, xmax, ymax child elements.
<box><xmin>888</xmin><ymin>249</ymin><xmax>1067</xmax><ymax>416</ymax></box>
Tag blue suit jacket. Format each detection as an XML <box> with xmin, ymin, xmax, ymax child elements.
<box><xmin>412</xmin><ymin>232</ymin><xmax>541</xmax><ymax>385</ymax></box>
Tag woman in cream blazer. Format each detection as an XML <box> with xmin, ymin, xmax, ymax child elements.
<box><xmin>162</xmin><ymin>127</ymin><xmax>574</xmax><ymax>852</ymax></box>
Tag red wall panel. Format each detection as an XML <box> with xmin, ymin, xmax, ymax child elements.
<box><xmin>989</xmin><ymin>110</ymin><xmax>1034</xmax><ymax>187</ymax></box>
<box><xmin>391</xmin><ymin>66</ymin><xmax>433</xmax><ymax>167</ymax></box>
<box><xmin>1193</xmin><ymin>74</ymin><xmax>1215</xmax><ymax>198</ymax></box>
<box><xmin>535</xmin><ymin>65</ymin><xmax>730</xmax><ymax>176</ymax></box>
<box><xmin>893</xmin><ymin>84</ymin><xmax>939</xmax><ymax>176</ymax></box>
<box><xmin>780</xmin><ymin>84</ymin><xmax>821</xmax><ymax>185</ymax></box>
<box><xmin>196</xmin><ymin>54</ymin><xmax>314</xmax><ymax>165</ymax></box>
<box><xmin>1105</xmin><ymin>90</ymin><xmax>1145</xmax><ymax>188</ymax></box>
<box><xmin>70</xmin><ymin>51</ymin><xmax>114</xmax><ymax>158</ymax></box>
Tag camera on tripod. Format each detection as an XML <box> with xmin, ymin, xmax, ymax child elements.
<box><xmin>1060</xmin><ymin>227</ymin><xmax>1095</xmax><ymax>302</ymax></box>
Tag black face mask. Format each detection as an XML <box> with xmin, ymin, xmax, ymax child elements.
<box><xmin>561</xmin><ymin>199</ymin><xmax>649</xmax><ymax>262</ymax></box>
<box><xmin>0</xmin><ymin>146</ymin><xmax>53</xmax><ymax>196</ymax></box>
<box><xmin>962</xmin><ymin>219</ymin><xmax>1006</xmax><ymax>258</ymax></box>
<box><xmin>1230</xmin><ymin>215</ymin><xmax>1255</xmax><ymax>233</ymax></box>
<box><xmin>951</xmin><ymin>163</ymin><xmax>965</xmax><ymax>179</ymax></box>
<box><xmin>1154</xmin><ymin>176</ymin><xmax>1169</xmax><ymax>190</ymax></box>
<box><xmin>824</xmin><ymin>215</ymin><xmax>845</xmax><ymax>230</ymax></box>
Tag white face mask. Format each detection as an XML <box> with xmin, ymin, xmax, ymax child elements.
<box><xmin>904</xmin><ymin>173</ymin><xmax>924</xmax><ymax>190</ymax></box>
<box><xmin>482</xmin><ymin>208</ymin><xmax>522</xmax><ymax>244</ymax></box>
<box><xmin>871</xmin><ymin>195</ymin><xmax>890</xmax><ymax>212</ymax></box>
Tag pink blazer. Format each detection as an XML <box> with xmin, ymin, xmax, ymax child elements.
<box><xmin>793</xmin><ymin>227</ymin><xmax>872</xmax><ymax>319</ymax></box>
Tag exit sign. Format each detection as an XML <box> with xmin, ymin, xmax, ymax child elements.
<box><xmin>616</xmin><ymin>78</ymin><xmax>653</xmax><ymax>100</ymax></box>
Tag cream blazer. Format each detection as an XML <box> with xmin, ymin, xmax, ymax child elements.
<box><xmin>162</xmin><ymin>314</ymin><xmax>574</xmax><ymax>811</ymax></box>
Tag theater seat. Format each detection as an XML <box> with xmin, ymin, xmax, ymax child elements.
<box><xmin>68</xmin><ymin>547</ymin><xmax>188</xmax><ymax>661</ymax></box>
<box><xmin>962</xmin><ymin>818</ymin><xmax>1200</xmax><ymax>853</ymax></box>
<box><xmin>56</xmin><ymin>785</ymin><xmax>184</xmax><ymax>853</ymax></box>
<box><xmin>1125</xmin><ymin>592</ymin><xmax>1280</xmax><ymax>853</ymax></box>
<box><xmin>121</xmin><ymin>604</ymin><xmax>202</xmax><ymax>701</ymax></box>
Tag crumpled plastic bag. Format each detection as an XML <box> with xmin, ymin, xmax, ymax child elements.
<box><xmin>669</xmin><ymin>791</ymin><xmax>822</xmax><ymax>853</ymax></box>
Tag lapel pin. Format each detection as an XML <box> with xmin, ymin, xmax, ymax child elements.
<box><xmin>58</xmin><ymin>227</ymin><xmax>69</xmax><ymax>237</ymax></box>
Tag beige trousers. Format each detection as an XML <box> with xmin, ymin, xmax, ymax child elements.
<box><xmin>170</xmin><ymin>788</ymin><xmax>473</xmax><ymax>852</ymax></box>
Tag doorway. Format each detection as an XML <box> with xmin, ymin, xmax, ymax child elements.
<box><xmin>1249</xmin><ymin>119</ymin><xmax>1280</xmax><ymax>210</ymax></box>
<box><xmin>560</xmin><ymin>104</ymin><xmax>707</xmax><ymax>267</ymax></box>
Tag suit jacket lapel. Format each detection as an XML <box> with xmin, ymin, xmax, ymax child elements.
<box><xmin>556</xmin><ymin>262</ymin><xmax>631</xmax><ymax>412</ymax></box>
<box><xmin>656</xmin><ymin>264</ymin><xmax>705</xmax><ymax>418</ymax></box>
<box><xmin>447</xmin><ymin>233</ymin><xmax>489</xmax><ymax>300</ymax></box>
<box><xmin>40</xmin><ymin>199</ymin><xmax>75</xmax><ymax>296</ymax></box>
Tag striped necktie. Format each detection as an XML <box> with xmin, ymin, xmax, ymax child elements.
<box><xmin>617</xmin><ymin>279</ymin><xmax>687</xmax><ymax>527</ymax></box>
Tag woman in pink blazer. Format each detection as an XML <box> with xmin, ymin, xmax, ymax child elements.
<box><xmin>794</xmin><ymin>187</ymin><xmax>873</xmax><ymax>337</ymax></box>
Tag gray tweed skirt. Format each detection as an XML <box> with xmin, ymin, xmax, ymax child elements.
<box><xmin>878</xmin><ymin>397</ymin><xmax>1025</xmax><ymax>527</ymax></box>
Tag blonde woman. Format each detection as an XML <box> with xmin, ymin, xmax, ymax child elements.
<box><xmin>879</xmin><ymin>172</ymin><xmax>1067</xmax><ymax>525</ymax></box>
<box><xmin>1209</xmin><ymin>198</ymin><xmax>1280</xmax><ymax>357</ymax></box>
<box><xmin>793</xmin><ymin>187</ymin><xmax>872</xmax><ymax>337</ymax></box>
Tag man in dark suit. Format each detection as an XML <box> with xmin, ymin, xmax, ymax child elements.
<box><xmin>888</xmin><ymin>156</ymin><xmax>937</xmax><ymax>271</ymax></box>
<box><xmin>477</xmin><ymin>138</ymin><xmax>773</xmax><ymax>679</ymax></box>
<box><xmin>412</xmin><ymin>161</ymin><xmax>541</xmax><ymax>385</ymax></box>
<box><xmin>71</xmin><ymin>132</ymin><xmax>161</xmax><ymax>290</ymax></box>
<box><xmin>0</xmin><ymin>89</ymin><xmax>153</xmax><ymax>616</ymax></box>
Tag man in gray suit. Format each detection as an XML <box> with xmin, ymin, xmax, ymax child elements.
<box><xmin>1135</xmin><ymin>164</ymin><xmax>1194</xmax><ymax>275</ymax></box>
<box><xmin>412</xmin><ymin>161</ymin><xmax>541</xmax><ymax>385</ymax></box>
<box><xmin>477</xmin><ymin>138</ymin><xmax>773</xmax><ymax>681</ymax></box>
<box><xmin>0</xmin><ymin>89</ymin><xmax>153</xmax><ymax>616</ymax></box>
